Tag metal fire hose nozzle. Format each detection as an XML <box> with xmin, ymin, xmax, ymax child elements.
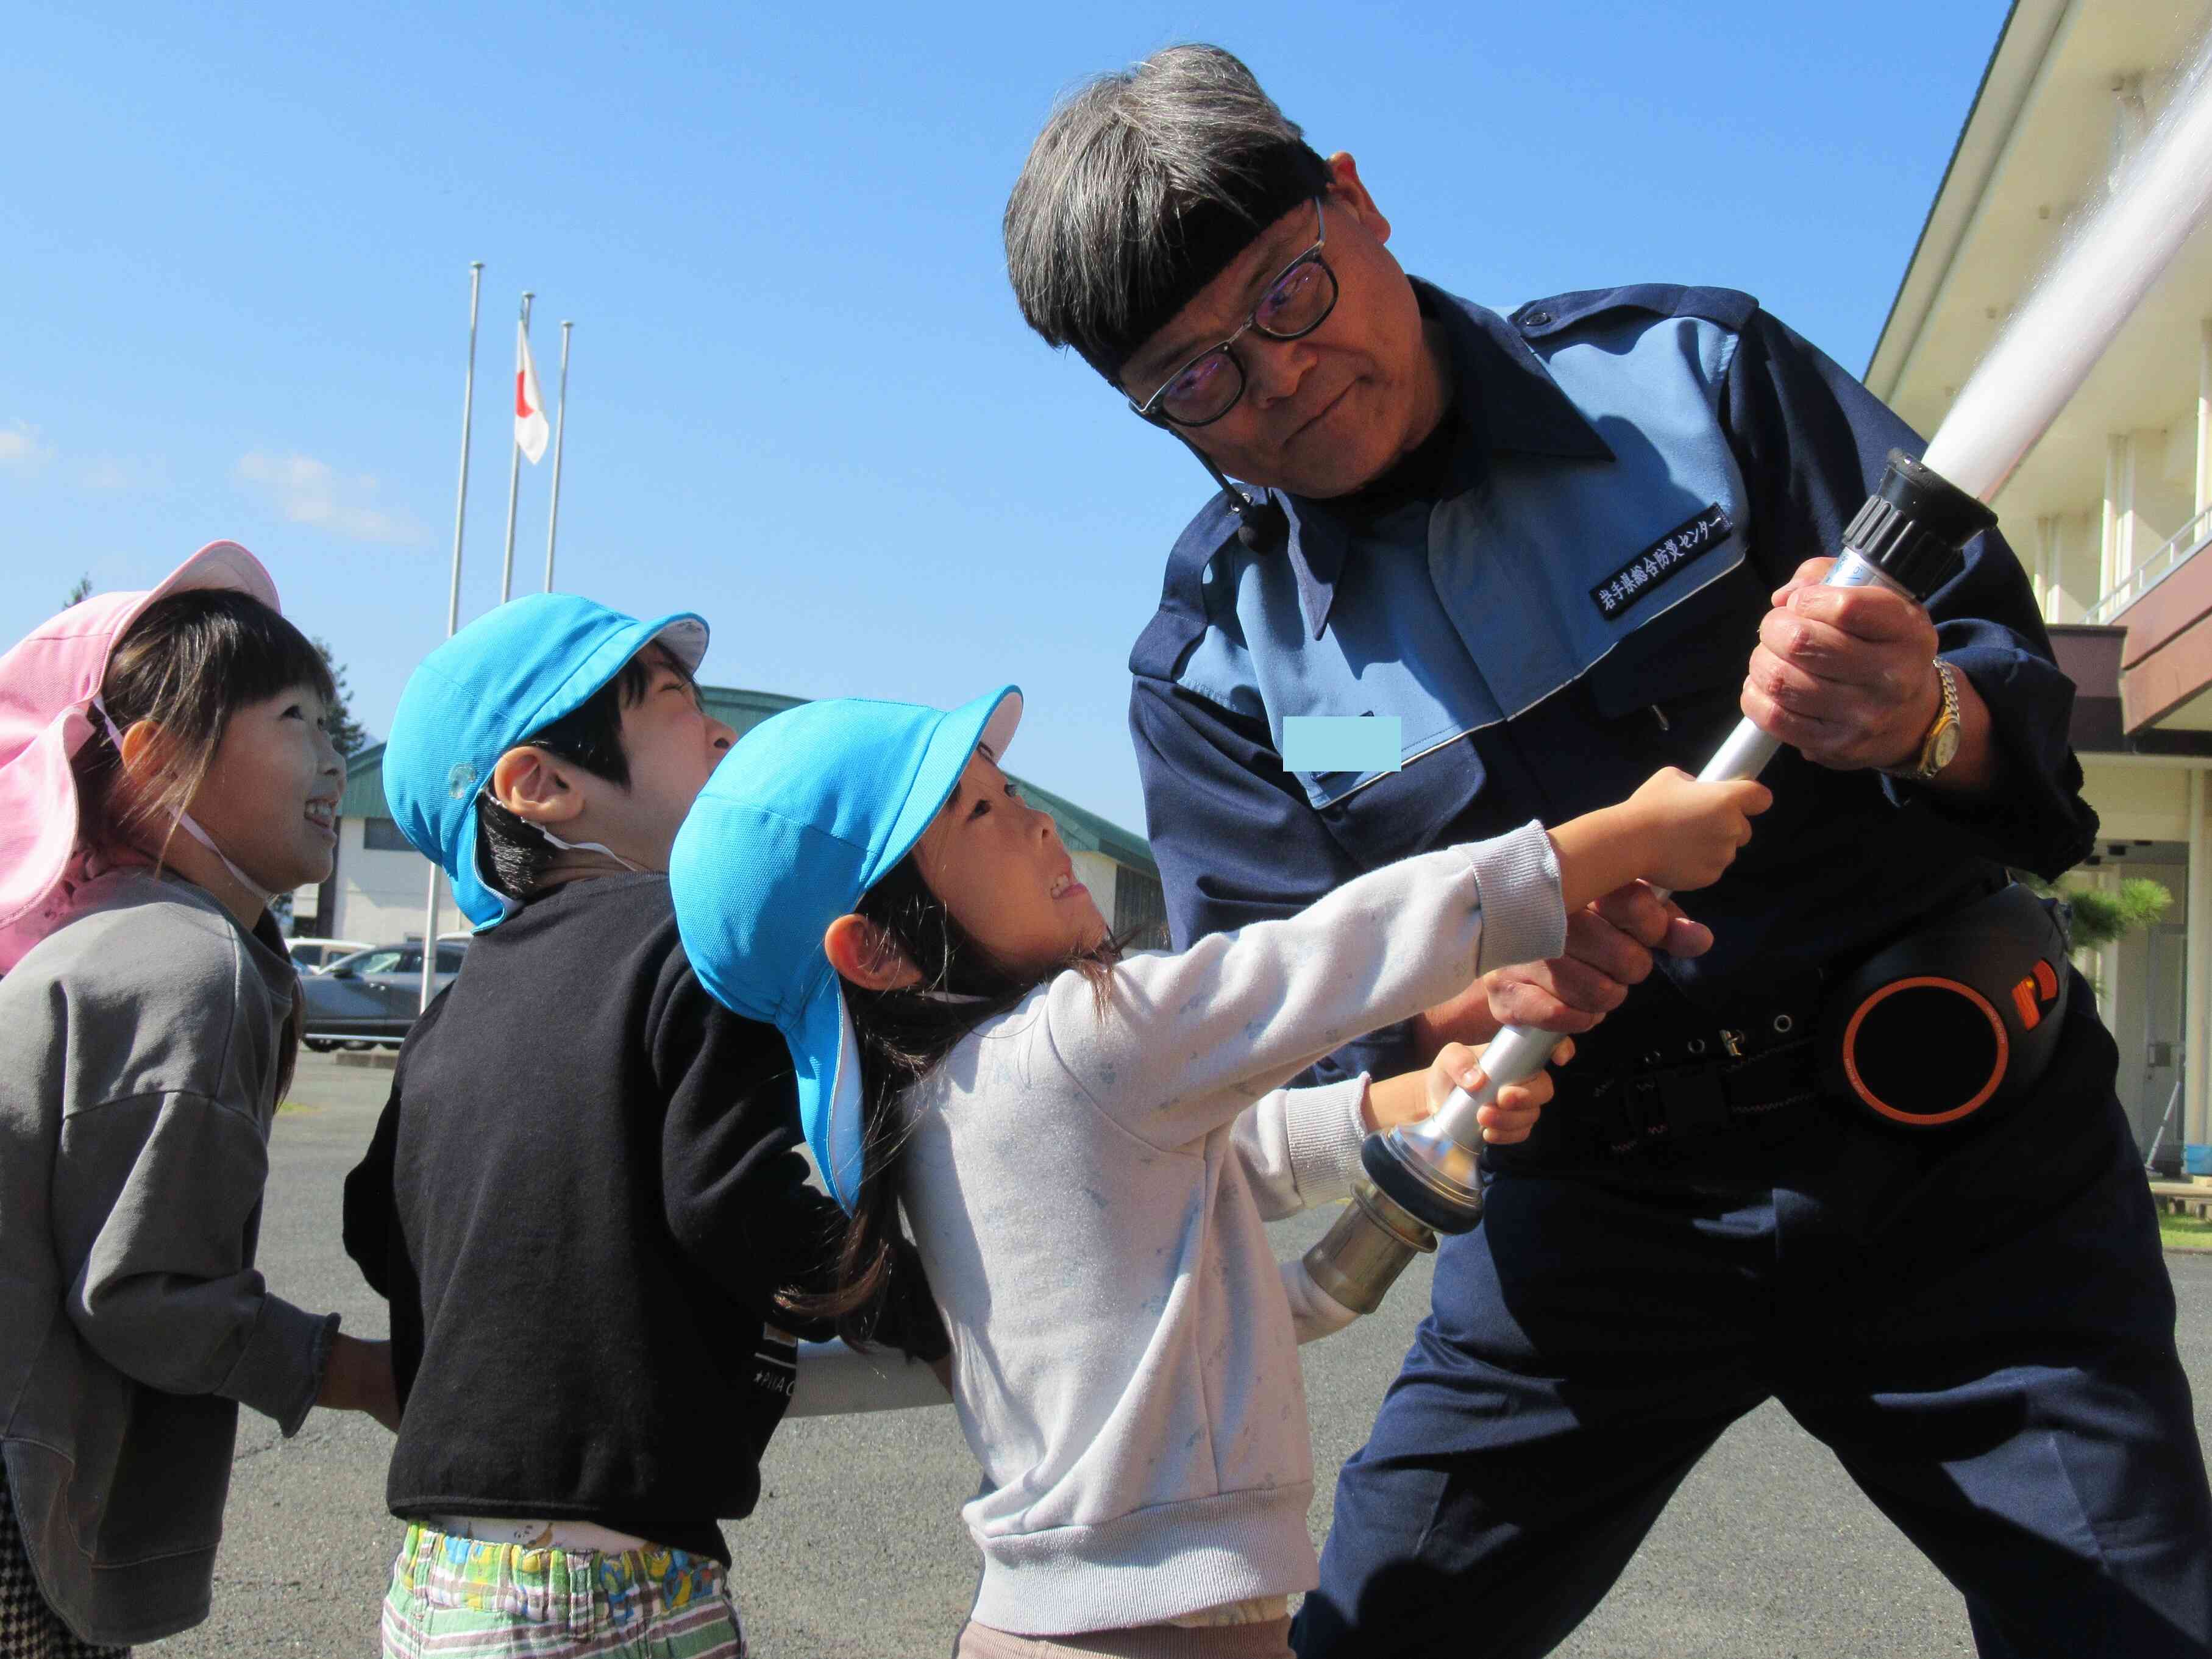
<box><xmin>1301</xmin><ymin>1165</ymin><xmax>1439</xmax><ymax>1315</ymax></box>
<box><xmin>1304</xmin><ymin>451</ymin><xmax>1997</xmax><ymax>1318</ymax></box>
<box><xmin>1301</xmin><ymin>1081</ymin><xmax>1523</xmax><ymax>1311</ymax></box>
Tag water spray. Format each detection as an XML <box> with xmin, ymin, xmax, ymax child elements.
<box><xmin>1302</xmin><ymin>22</ymin><xmax>2212</xmax><ymax>1314</ymax></box>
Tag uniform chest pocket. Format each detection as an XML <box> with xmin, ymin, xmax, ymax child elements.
<box><xmin>1584</xmin><ymin>560</ymin><xmax>1769</xmax><ymax>728</ymax></box>
<box><xmin>1314</xmin><ymin>728</ymin><xmax>1498</xmax><ymax>869</ymax></box>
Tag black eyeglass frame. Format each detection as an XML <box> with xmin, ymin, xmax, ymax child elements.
<box><xmin>1127</xmin><ymin>197</ymin><xmax>1337</xmax><ymax>429</ymax></box>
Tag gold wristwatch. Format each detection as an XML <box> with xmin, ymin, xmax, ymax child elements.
<box><xmin>1883</xmin><ymin>659</ymin><xmax>1961</xmax><ymax>783</ymax></box>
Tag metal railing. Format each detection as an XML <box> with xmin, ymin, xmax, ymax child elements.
<box><xmin>2085</xmin><ymin>502</ymin><xmax>2212</xmax><ymax>623</ymax></box>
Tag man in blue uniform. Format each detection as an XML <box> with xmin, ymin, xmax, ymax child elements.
<box><xmin>1003</xmin><ymin>43</ymin><xmax>2212</xmax><ymax>1658</ymax></box>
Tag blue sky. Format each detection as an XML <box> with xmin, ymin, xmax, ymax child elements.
<box><xmin>2</xmin><ymin>1</ymin><xmax>2011</xmax><ymax>835</ymax></box>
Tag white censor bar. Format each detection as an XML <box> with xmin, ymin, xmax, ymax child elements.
<box><xmin>1281</xmin><ymin>716</ymin><xmax>1403</xmax><ymax>777</ymax></box>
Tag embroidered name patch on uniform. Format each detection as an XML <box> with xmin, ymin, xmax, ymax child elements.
<box><xmin>1590</xmin><ymin>503</ymin><xmax>1733</xmax><ymax>619</ymax></box>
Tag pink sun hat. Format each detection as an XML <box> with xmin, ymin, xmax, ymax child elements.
<box><xmin>0</xmin><ymin>541</ymin><xmax>279</xmax><ymax>972</ymax></box>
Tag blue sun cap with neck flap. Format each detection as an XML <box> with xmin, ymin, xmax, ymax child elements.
<box><xmin>669</xmin><ymin>686</ymin><xmax>1023</xmax><ymax>1211</ymax></box>
<box><xmin>383</xmin><ymin>592</ymin><xmax>709</xmax><ymax>930</ymax></box>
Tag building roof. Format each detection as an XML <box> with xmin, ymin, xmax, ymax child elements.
<box><xmin>1865</xmin><ymin>0</ymin><xmax>2212</xmax><ymax>511</ymax></box>
<box><xmin>1863</xmin><ymin>0</ymin><xmax>2047</xmax><ymax>396</ymax></box>
<box><xmin>335</xmin><ymin>684</ymin><xmax>1158</xmax><ymax>875</ymax></box>
<box><xmin>1865</xmin><ymin>0</ymin><xmax>2212</xmax><ymax>742</ymax></box>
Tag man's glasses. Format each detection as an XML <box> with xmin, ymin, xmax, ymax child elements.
<box><xmin>1129</xmin><ymin>198</ymin><xmax>1337</xmax><ymax>428</ymax></box>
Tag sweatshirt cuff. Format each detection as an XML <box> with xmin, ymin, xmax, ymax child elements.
<box><xmin>1466</xmin><ymin>820</ymin><xmax>1568</xmax><ymax>977</ymax></box>
<box><xmin>218</xmin><ymin>1298</ymin><xmax>339</xmax><ymax>1437</ymax></box>
<box><xmin>1282</xmin><ymin>1076</ymin><xmax>1370</xmax><ymax>1209</ymax></box>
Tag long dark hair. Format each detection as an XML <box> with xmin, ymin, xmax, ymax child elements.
<box><xmin>778</xmin><ymin>853</ymin><xmax>1127</xmax><ymax>1352</ymax></box>
<box><xmin>69</xmin><ymin>587</ymin><xmax>335</xmax><ymax>1103</ymax></box>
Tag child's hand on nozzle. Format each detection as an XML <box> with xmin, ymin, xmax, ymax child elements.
<box><xmin>1622</xmin><ymin>768</ymin><xmax>1772</xmax><ymax>893</ymax></box>
<box><xmin>1365</xmin><ymin>1038</ymin><xmax>1572</xmax><ymax>1141</ymax></box>
<box><xmin>1429</xmin><ymin>1037</ymin><xmax>1574</xmax><ymax>1145</ymax></box>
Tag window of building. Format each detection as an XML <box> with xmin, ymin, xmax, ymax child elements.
<box><xmin>362</xmin><ymin>817</ymin><xmax>414</xmax><ymax>853</ymax></box>
<box><xmin>1114</xmin><ymin>868</ymin><xmax>1170</xmax><ymax>950</ymax></box>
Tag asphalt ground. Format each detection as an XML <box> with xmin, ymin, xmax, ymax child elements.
<box><xmin>144</xmin><ymin>1053</ymin><xmax>2212</xmax><ymax>1658</ymax></box>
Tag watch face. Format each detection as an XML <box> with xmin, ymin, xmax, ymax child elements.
<box><xmin>1930</xmin><ymin>723</ymin><xmax>1962</xmax><ymax>773</ymax></box>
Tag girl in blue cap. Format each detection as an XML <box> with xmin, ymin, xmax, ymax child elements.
<box><xmin>671</xmin><ymin>687</ymin><xmax>1767</xmax><ymax>1657</ymax></box>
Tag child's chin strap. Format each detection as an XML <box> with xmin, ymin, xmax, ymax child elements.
<box><xmin>535</xmin><ymin>825</ymin><xmax>645</xmax><ymax>872</ymax></box>
<box><xmin>90</xmin><ymin>700</ymin><xmax>273</xmax><ymax>907</ymax></box>
<box><xmin>466</xmin><ymin>778</ymin><xmax>645</xmax><ymax>873</ymax></box>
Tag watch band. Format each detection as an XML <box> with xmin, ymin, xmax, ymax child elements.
<box><xmin>1882</xmin><ymin>660</ymin><xmax>1960</xmax><ymax>783</ymax></box>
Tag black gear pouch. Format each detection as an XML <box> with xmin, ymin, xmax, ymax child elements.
<box><xmin>1819</xmin><ymin>883</ymin><xmax>2071</xmax><ymax>1132</ymax></box>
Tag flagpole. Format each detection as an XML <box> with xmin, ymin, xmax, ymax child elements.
<box><xmin>543</xmin><ymin>320</ymin><xmax>572</xmax><ymax>592</ymax></box>
<box><xmin>500</xmin><ymin>291</ymin><xmax>534</xmax><ymax>602</ymax></box>
<box><xmin>422</xmin><ymin>260</ymin><xmax>483</xmax><ymax>1014</ymax></box>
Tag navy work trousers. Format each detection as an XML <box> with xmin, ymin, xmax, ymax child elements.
<box><xmin>1297</xmin><ymin>999</ymin><xmax>2212</xmax><ymax>1657</ymax></box>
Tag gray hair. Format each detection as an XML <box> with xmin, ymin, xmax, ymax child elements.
<box><xmin>1004</xmin><ymin>44</ymin><xmax>1318</xmax><ymax>377</ymax></box>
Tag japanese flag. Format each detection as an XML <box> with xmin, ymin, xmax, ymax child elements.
<box><xmin>514</xmin><ymin>322</ymin><xmax>550</xmax><ymax>463</ymax></box>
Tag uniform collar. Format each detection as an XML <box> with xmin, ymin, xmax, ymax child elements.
<box><xmin>1279</xmin><ymin>279</ymin><xmax>1614</xmax><ymax>639</ymax></box>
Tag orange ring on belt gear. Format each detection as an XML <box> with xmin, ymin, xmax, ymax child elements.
<box><xmin>1839</xmin><ymin>975</ymin><xmax>2010</xmax><ymax>1127</ymax></box>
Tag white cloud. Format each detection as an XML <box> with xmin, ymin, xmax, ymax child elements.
<box><xmin>0</xmin><ymin>425</ymin><xmax>159</xmax><ymax>491</ymax></box>
<box><xmin>0</xmin><ymin>421</ymin><xmax>56</xmax><ymax>470</ymax></box>
<box><xmin>75</xmin><ymin>454</ymin><xmax>163</xmax><ymax>491</ymax></box>
<box><xmin>234</xmin><ymin>451</ymin><xmax>427</xmax><ymax>545</ymax></box>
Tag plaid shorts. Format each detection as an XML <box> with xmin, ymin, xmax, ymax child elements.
<box><xmin>380</xmin><ymin>1524</ymin><xmax>744</xmax><ymax>1658</ymax></box>
<box><xmin>0</xmin><ymin>1462</ymin><xmax>126</xmax><ymax>1659</ymax></box>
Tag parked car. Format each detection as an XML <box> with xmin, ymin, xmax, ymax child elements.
<box><xmin>301</xmin><ymin>939</ymin><xmax>468</xmax><ymax>1050</ymax></box>
<box><xmin>286</xmin><ymin>936</ymin><xmax>369</xmax><ymax>973</ymax></box>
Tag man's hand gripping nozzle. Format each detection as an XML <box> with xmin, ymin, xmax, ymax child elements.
<box><xmin>1300</xmin><ymin>450</ymin><xmax>1996</xmax><ymax>1314</ymax></box>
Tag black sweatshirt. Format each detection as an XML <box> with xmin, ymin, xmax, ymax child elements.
<box><xmin>341</xmin><ymin>872</ymin><xmax>944</xmax><ymax>1561</ymax></box>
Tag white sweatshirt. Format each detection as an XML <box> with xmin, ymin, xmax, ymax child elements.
<box><xmin>896</xmin><ymin>823</ymin><xmax>1565</xmax><ymax>1635</ymax></box>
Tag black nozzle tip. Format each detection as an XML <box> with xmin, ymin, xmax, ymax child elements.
<box><xmin>1840</xmin><ymin>450</ymin><xmax>1997</xmax><ymax>602</ymax></box>
<box><xmin>1879</xmin><ymin>450</ymin><xmax>1996</xmax><ymax>541</ymax></box>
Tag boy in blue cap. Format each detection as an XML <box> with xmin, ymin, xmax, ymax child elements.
<box><xmin>341</xmin><ymin>594</ymin><xmax>945</xmax><ymax>1659</ymax></box>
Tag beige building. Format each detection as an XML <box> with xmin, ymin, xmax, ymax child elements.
<box><xmin>1868</xmin><ymin>0</ymin><xmax>2212</xmax><ymax>1161</ymax></box>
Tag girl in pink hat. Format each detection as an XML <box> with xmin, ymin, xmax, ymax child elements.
<box><xmin>0</xmin><ymin>545</ymin><xmax>399</xmax><ymax>1655</ymax></box>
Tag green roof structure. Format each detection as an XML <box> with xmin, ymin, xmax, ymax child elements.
<box><xmin>336</xmin><ymin>684</ymin><xmax>1157</xmax><ymax>879</ymax></box>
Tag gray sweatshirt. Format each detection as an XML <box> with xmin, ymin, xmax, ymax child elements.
<box><xmin>897</xmin><ymin>824</ymin><xmax>1564</xmax><ymax>1635</ymax></box>
<box><xmin>0</xmin><ymin>870</ymin><xmax>335</xmax><ymax>1647</ymax></box>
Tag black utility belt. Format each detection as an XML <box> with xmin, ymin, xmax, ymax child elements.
<box><xmin>1561</xmin><ymin>883</ymin><xmax>2073</xmax><ymax>1159</ymax></box>
<box><xmin>1571</xmin><ymin>1018</ymin><xmax>1820</xmax><ymax>1160</ymax></box>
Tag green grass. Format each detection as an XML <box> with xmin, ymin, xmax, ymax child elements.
<box><xmin>2158</xmin><ymin>1209</ymin><xmax>2212</xmax><ymax>1249</ymax></box>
